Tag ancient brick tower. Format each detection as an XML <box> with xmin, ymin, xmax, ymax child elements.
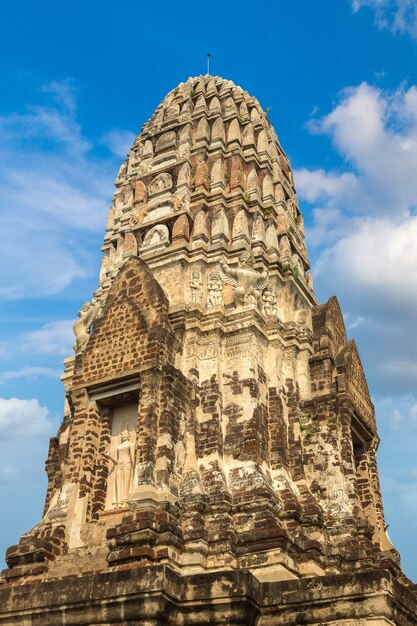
<box><xmin>1</xmin><ymin>76</ymin><xmax>416</xmax><ymax>624</ymax></box>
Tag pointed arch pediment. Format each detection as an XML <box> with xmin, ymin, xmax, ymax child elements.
<box><xmin>74</xmin><ymin>258</ymin><xmax>176</xmax><ymax>386</ymax></box>
<box><xmin>312</xmin><ymin>296</ymin><xmax>347</xmax><ymax>358</ymax></box>
<box><xmin>336</xmin><ymin>339</ymin><xmax>375</xmax><ymax>430</ymax></box>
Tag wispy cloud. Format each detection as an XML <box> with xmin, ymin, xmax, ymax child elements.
<box><xmin>21</xmin><ymin>320</ymin><xmax>74</xmax><ymax>356</ymax></box>
<box><xmin>0</xmin><ymin>80</ymin><xmax>134</xmax><ymax>300</ymax></box>
<box><xmin>101</xmin><ymin>128</ymin><xmax>136</xmax><ymax>157</ymax></box>
<box><xmin>0</xmin><ymin>367</ymin><xmax>60</xmax><ymax>384</ymax></box>
<box><xmin>295</xmin><ymin>82</ymin><xmax>417</xmax><ymax>398</ymax></box>
<box><xmin>352</xmin><ymin>0</ymin><xmax>417</xmax><ymax>41</ymax></box>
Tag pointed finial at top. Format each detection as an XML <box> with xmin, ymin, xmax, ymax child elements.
<box><xmin>207</xmin><ymin>53</ymin><xmax>211</xmax><ymax>75</ymax></box>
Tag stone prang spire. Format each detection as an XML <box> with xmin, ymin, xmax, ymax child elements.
<box><xmin>1</xmin><ymin>76</ymin><xmax>416</xmax><ymax>625</ymax></box>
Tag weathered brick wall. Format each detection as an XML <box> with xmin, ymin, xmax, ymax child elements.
<box><xmin>308</xmin><ymin>297</ymin><xmax>386</xmax><ymax>547</ymax></box>
<box><xmin>73</xmin><ymin>258</ymin><xmax>177</xmax><ymax>389</ymax></box>
<box><xmin>268</xmin><ymin>387</ymin><xmax>288</xmax><ymax>470</ymax></box>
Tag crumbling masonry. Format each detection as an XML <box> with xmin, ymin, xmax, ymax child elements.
<box><xmin>1</xmin><ymin>75</ymin><xmax>416</xmax><ymax>625</ymax></box>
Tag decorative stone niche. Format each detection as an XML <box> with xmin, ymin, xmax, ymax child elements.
<box><xmin>104</xmin><ymin>403</ymin><xmax>138</xmax><ymax>510</ymax></box>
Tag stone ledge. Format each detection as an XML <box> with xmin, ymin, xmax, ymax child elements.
<box><xmin>0</xmin><ymin>566</ymin><xmax>416</xmax><ymax>625</ymax></box>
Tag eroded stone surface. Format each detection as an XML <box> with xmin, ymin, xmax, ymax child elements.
<box><xmin>0</xmin><ymin>75</ymin><xmax>415</xmax><ymax>625</ymax></box>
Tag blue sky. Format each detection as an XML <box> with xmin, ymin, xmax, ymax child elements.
<box><xmin>1</xmin><ymin>0</ymin><xmax>417</xmax><ymax>579</ymax></box>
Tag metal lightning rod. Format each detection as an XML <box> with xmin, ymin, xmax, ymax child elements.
<box><xmin>207</xmin><ymin>52</ymin><xmax>211</xmax><ymax>75</ymax></box>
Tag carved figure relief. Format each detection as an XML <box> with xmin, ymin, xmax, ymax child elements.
<box><xmin>177</xmin><ymin>162</ymin><xmax>191</xmax><ymax>187</ymax></box>
<box><xmin>73</xmin><ymin>300</ymin><xmax>100</xmax><ymax>353</ymax></box>
<box><xmin>136</xmin><ymin>159</ymin><xmax>151</xmax><ymax>176</ymax></box>
<box><xmin>220</xmin><ymin>251</ymin><xmax>268</xmax><ymax>307</ymax></box>
<box><xmin>142</xmin><ymin>224</ymin><xmax>169</xmax><ymax>248</ymax></box>
<box><xmin>105</xmin><ymin>427</ymin><xmax>134</xmax><ymax>508</ymax></box>
<box><xmin>105</xmin><ymin>405</ymin><xmax>137</xmax><ymax>510</ymax></box>
<box><xmin>179</xmin><ymin>143</ymin><xmax>190</xmax><ymax>159</ymax></box>
<box><xmin>232</xmin><ymin>209</ymin><xmax>249</xmax><ymax>241</ymax></box>
<box><xmin>211</xmin><ymin>206</ymin><xmax>229</xmax><ymax>241</ymax></box>
<box><xmin>189</xmin><ymin>271</ymin><xmax>203</xmax><ymax>305</ymax></box>
<box><xmin>150</xmin><ymin>172</ymin><xmax>173</xmax><ymax>195</ymax></box>
<box><xmin>46</xmin><ymin>483</ymin><xmax>75</xmax><ymax>520</ymax></box>
<box><xmin>129</xmin><ymin>208</ymin><xmax>142</xmax><ymax>228</ymax></box>
<box><xmin>206</xmin><ymin>272</ymin><xmax>223</xmax><ymax>307</ymax></box>
<box><xmin>262</xmin><ymin>285</ymin><xmax>278</xmax><ymax>317</ymax></box>
<box><xmin>239</xmin><ymin>101</ymin><xmax>249</xmax><ymax>119</ymax></box>
<box><xmin>115</xmin><ymin>184</ymin><xmax>133</xmax><ymax>212</ymax></box>
<box><xmin>252</xmin><ymin>214</ymin><xmax>265</xmax><ymax>243</ymax></box>
<box><xmin>171</xmin><ymin>194</ymin><xmax>184</xmax><ymax>211</ymax></box>
<box><xmin>183</xmin><ymin>431</ymin><xmax>198</xmax><ymax>475</ymax></box>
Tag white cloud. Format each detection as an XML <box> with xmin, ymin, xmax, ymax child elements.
<box><xmin>315</xmin><ymin>215</ymin><xmax>417</xmax><ymax>315</ymax></box>
<box><xmin>21</xmin><ymin>320</ymin><xmax>74</xmax><ymax>356</ymax></box>
<box><xmin>305</xmin><ymin>207</ymin><xmax>350</xmax><ymax>247</ymax></box>
<box><xmin>101</xmin><ymin>129</ymin><xmax>136</xmax><ymax>157</ymax></box>
<box><xmin>300</xmin><ymin>83</ymin><xmax>417</xmax><ymax>219</ymax></box>
<box><xmin>0</xmin><ymin>319</ymin><xmax>74</xmax><ymax>360</ymax></box>
<box><xmin>352</xmin><ymin>0</ymin><xmax>417</xmax><ymax>40</ymax></box>
<box><xmin>0</xmin><ymin>397</ymin><xmax>52</xmax><ymax>440</ymax></box>
<box><xmin>40</xmin><ymin>80</ymin><xmax>78</xmax><ymax>114</ymax></box>
<box><xmin>294</xmin><ymin>168</ymin><xmax>356</xmax><ymax>204</ymax></box>
<box><xmin>0</xmin><ymin>367</ymin><xmax>60</xmax><ymax>384</ymax></box>
<box><xmin>343</xmin><ymin>313</ymin><xmax>365</xmax><ymax>330</ymax></box>
<box><xmin>0</xmin><ymin>80</ymin><xmax>135</xmax><ymax>300</ymax></box>
<box><xmin>296</xmin><ymin>82</ymin><xmax>417</xmax><ymax>398</ymax></box>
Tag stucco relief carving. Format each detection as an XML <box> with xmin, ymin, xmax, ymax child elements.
<box><xmin>115</xmin><ymin>184</ymin><xmax>133</xmax><ymax>211</ymax></box>
<box><xmin>262</xmin><ymin>285</ymin><xmax>278</xmax><ymax>317</ymax></box>
<box><xmin>142</xmin><ymin>224</ymin><xmax>169</xmax><ymax>248</ymax></box>
<box><xmin>220</xmin><ymin>251</ymin><xmax>268</xmax><ymax>307</ymax></box>
<box><xmin>189</xmin><ymin>271</ymin><xmax>203</xmax><ymax>305</ymax></box>
<box><xmin>136</xmin><ymin>159</ymin><xmax>151</xmax><ymax>176</ymax></box>
<box><xmin>179</xmin><ymin>143</ymin><xmax>190</xmax><ymax>159</ymax></box>
<box><xmin>252</xmin><ymin>214</ymin><xmax>265</xmax><ymax>243</ymax></box>
<box><xmin>105</xmin><ymin>426</ymin><xmax>135</xmax><ymax>509</ymax></box>
<box><xmin>150</xmin><ymin>172</ymin><xmax>173</xmax><ymax>195</ymax></box>
<box><xmin>171</xmin><ymin>194</ymin><xmax>184</xmax><ymax>211</ymax></box>
<box><xmin>73</xmin><ymin>300</ymin><xmax>101</xmax><ymax>353</ymax></box>
<box><xmin>46</xmin><ymin>483</ymin><xmax>75</xmax><ymax>520</ymax></box>
<box><xmin>206</xmin><ymin>272</ymin><xmax>223</xmax><ymax>307</ymax></box>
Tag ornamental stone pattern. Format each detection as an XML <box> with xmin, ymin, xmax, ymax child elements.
<box><xmin>1</xmin><ymin>75</ymin><xmax>416</xmax><ymax>625</ymax></box>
